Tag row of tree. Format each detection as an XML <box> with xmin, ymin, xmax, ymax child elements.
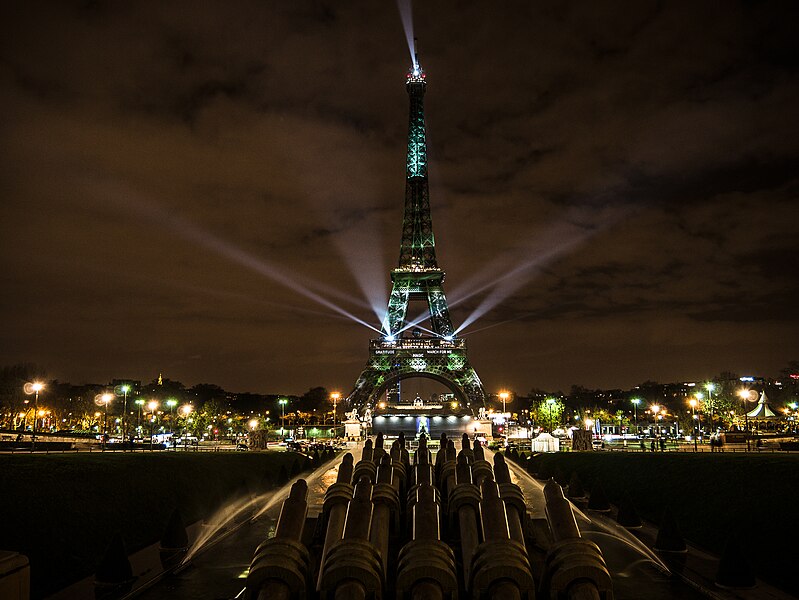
<box><xmin>1</xmin><ymin>362</ymin><xmax>797</xmax><ymax>435</ymax></box>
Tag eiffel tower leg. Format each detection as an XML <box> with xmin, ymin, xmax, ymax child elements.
<box><xmin>386</xmin><ymin>285</ymin><xmax>410</xmax><ymax>337</ymax></box>
<box><xmin>425</xmin><ymin>284</ymin><xmax>454</xmax><ymax>337</ymax></box>
<box><xmin>348</xmin><ymin>366</ymin><xmax>384</xmax><ymax>410</ymax></box>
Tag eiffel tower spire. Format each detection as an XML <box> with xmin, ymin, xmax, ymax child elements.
<box><xmin>384</xmin><ymin>56</ymin><xmax>455</xmax><ymax>338</ymax></box>
<box><xmin>346</xmin><ymin>54</ymin><xmax>486</xmax><ymax>412</ymax></box>
<box><xmin>399</xmin><ymin>55</ymin><xmax>436</xmax><ymax>269</ymax></box>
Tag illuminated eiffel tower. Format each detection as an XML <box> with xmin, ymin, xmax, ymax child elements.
<box><xmin>347</xmin><ymin>54</ymin><xmax>486</xmax><ymax>411</ymax></box>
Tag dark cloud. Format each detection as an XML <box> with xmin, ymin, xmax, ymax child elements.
<box><xmin>1</xmin><ymin>0</ymin><xmax>797</xmax><ymax>393</ymax></box>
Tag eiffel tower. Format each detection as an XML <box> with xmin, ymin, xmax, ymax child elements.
<box><xmin>347</xmin><ymin>55</ymin><xmax>486</xmax><ymax>410</ymax></box>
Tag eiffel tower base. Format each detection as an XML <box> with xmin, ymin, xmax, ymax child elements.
<box><xmin>348</xmin><ymin>338</ymin><xmax>486</xmax><ymax>410</ymax></box>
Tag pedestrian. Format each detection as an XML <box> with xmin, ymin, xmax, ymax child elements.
<box><xmin>650</xmin><ymin>439</ymin><xmax>655</xmax><ymax>452</ymax></box>
<box><xmin>639</xmin><ymin>439</ymin><xmax>645</xmax><ymax>452</ymax></box>
<box><xmin>659</xmin><ymin>437</ymin><xmax>665</xmax><ymax>452</ymax></box>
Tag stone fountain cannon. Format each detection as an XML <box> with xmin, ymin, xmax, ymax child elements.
<box><xmin>246</xmin><ymin>434</ymin><xmax>613</xmax><ymax>599</ymax></box>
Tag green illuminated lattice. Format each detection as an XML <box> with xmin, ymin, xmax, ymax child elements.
<box><xmin>346</xmin><ymin>66</ymin><xmax>486</xmax><ymax>410</ymax></box>
<box><xmin>448</xmin><ymin>354</ymin><xmax>466</xmax><ymax>371</ymax></box>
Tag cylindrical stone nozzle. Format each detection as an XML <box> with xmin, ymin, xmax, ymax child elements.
<box><xmin>275</xmin><ymin>479</ymin><xmax>308</xmax><ymax>540</ymax></box>
<box><xmin>344</xmin><ymin>477</ymin><xmax>373</xmax><ymax>540</ymax></box>
<box><xmin>336</xmin><ymin>453</ymin><xmax>354</xmax><ymax>483</ymax></box>
<box><xmin>248</xmin><ymin>479</ymin><xmax>311</xmax><ymax>600</ymax></box>
<box><xmin>543</xmin><ymin>479</ymin><xmax>580</xmax><ymax>542</ymax></box>
<box><xmin>480</xmin><ymin>479</ymin><xmax>510</xmax><ymax>542</ymax></box>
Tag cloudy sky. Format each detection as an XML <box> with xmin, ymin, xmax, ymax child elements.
<box><xmin>1</xmin><ymin>1</ymin><xmax>797</xmax><ymax>396</ymax></box>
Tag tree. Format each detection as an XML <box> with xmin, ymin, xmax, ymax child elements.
<box><xmin>297</xmin><ymin>387</ymin><xmax>329</xmax><ymax>412</ymax></box>
<box><xmin>0</xmin><ymin>363</ymin><xmax>47</xmax><ymax>428</ymax></box>
<box><xmin>189</xmin><ymin>383</ymin><xmax>226</xmax><ymax>406</ymax></box>
<box><xmin>532</xmin><ymin>397</ymin><xmax>564</xmax><ymax>431</ymax></box>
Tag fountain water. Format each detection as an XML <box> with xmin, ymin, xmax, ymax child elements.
<box><xmin>181</xmin><ymin>450</ymin><xmax>351</xmax><ymax>568</ymax></box>
<box><xmin>486</xmin><ymin>447</ymin><xmax>671</xmax><ymax>575</ymax></box>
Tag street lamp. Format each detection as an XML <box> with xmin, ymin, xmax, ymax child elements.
<box><xmin>688</xmin><ymin>398</ymin><xmax>698</xmax><ymax>451</ymax></box>
<box><xmin>166</xmin><ymin>399</ymin><xmax>177</xmax><ymax>434</ymax></box>
<box><xmin>705</xmin><ymin>382</ymin><xmax>716</xmax><ymax>430</ymax></box>
<box><xmin>100</xmin><ymin>393</ymin><xmax>113</xmax><ymax>449</ymax></box>
<box><xmin>631</xmin><ymin>398</ymin><xmax>641</xmax><ymax>432</ymax></box>
<box><xmin>546</xmin><ymin>397</ymin><xmax>556</xmax><ymax>432</ymax></box>
<box><xmin>116</xmin><ymin>384</ymin><xmax>131</xmax><ymax>446</ymax></box>
<box><xmin>179</xmin><ymin>404</ymin><xmax>193</xmax><ymax>449</ymax></box>
<box><xmin>24</xmin><ymin>382</ymin><xmax>45</xmax><ymax>452</ymax></box>
<box><xmin>738</xmin><ymin>388</ymin><xmax>755</xmax><ymax>451</ymax></box>
<box><xmin>134</xmin><ymin>398</ymin><xmax>145</xmax><ymax>436</ymax></box>
<box><xmin>651</xmin><ymin>405</ymin><xmax>661</xmax><ymax>439</ymax></box>
<box><xmin>279</xmin><ymin>398</ymin><xmax>288</xmax><ymax>437</ymax></box>
<box><xmin>499</xmin><ymin>391</ymin><xmax>509</xmax><ymax>416</ymax></box>
<box><xmin>330</xmin><ymin>392</ymin><xmax>340</xmax><ymax>438</ymax></box>
<box><xmin>147</xmin><ymin>400</ymin><xmax>159</xmax><ymax>449</ymax></box>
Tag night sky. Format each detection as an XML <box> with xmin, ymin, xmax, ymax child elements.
<box><xmin>2</xmin><ymin>1</ymin><xmax>798</xmax><ymax>396</ymax></box>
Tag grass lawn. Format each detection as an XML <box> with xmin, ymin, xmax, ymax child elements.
<box><xmin>0</xmin><ymin>450</ymin><xmax>302</xmax><ymax>598</ymax></box>
<box><xmin>527</xmin><ymin>452</ymin><xmax>799</xmax><ymax>596</ymax></box>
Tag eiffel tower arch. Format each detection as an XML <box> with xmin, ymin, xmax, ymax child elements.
<box><xmin>347</xmin><ymin>55</ymin><xmax>486</xmax><ymax>411</ymax></box>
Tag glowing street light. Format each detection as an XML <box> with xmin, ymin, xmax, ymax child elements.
<box><xmin>705</xmin><ymin>383</ymin><xmax>718</xmax><ymax>431</ymax></box>
<box><xmin>651</xmin><ymin>405</ymin><xmax>661</xmax><ymax>438</ymax></box>
<box><xmin>631</xmin><ymin>398</ymin><xmax>641</xmax><ymax>431</ymax></box>
<box><xmin>546</xmin><ymin>397</ymin><xmax>557</xmax><ymax>432</ymax></box>
<box><xmin>278</xmin><ymin>398</ymin><xmax>288</xmax><ymax>436</ymax></box>
<box><xmin>147</xmin><ymin>400</ymin><xmax>159</xmax><ymax>449</ymax></box>
<box><xmin>738</xmin><ymin>388</ymin><xmax>756</xmax><ymax>450</ymax></box>
<box><xmin>134</xmin><ymin>398</ymin><xmax>145</xmax><ymax>434</ymax></box>
<box><xmin>499</xmin><ymin>391</ymin><xmax>509</xmax><ymax>416</ymax></box>
<box><xmin>116</xmin><ymin>384</ymin><xmax>131</xmax><ymax>446</ymax></box>
<box><xmin>166</xmin><ymin>398</ymin><xmax>178</xmax><ymax>435</ymax></box>
<box><xmin>24</xmin><ymin>382</ymin><xmax>45</xmax><ymax>452</ymax></box>
<box><xmin>330</xmin><ymin>391</ymin><xmax>341</xmax><ymax>437</ymax></box>
<box><xmin>178</xmin><ymin>404</ymin><xmax>193</xmax><ymax>446</ymax></box>
<box><xmin>99</xmin><ymin>393</ymin><xmax>113</xmax><ymax>448</ymax></box>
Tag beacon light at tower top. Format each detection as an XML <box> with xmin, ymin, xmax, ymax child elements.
<box><xmin>407</xmin><ymin>58</ymin><xmax>425</xmax><ymax>82</ymax></box>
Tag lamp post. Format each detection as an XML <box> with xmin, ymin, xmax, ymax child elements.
<box><xmin>689</xmin><ymin>398</ymin><xmax>698</xmax><ymax>451</ymax></box>
<box><xmin>738</xmin><ymin>388</ymin><xmax>754</xmax><ymax>451</ymax></box>
<box><xmin>330</xmin><ymin>392</ymin><xmax>340</xmax><ymax>439</ymax></box>
<box><xmin>631</xmin><ymin>398</ymin><xmax>641</xmax><ymax>432</ymax></box>
<box><xmin>117</xmin><ymin>384</ymin><xmax>130</xmax><ymax>446</ymax></box>
<box><xmin>147</xmin><ymin>400</ymin><xmax>159</xmax><ymax>449</ymax></box>
<box><xmin>166</xmin><ymin>399</ymin><xmax>177</xmax><ymax>435</ymax></box>
<box><xmin>546</xmin><ymin>397</ymin><xmax>556</xmax><ymax>432</ymax></box>
<box><xmin>499</xmin><ymin>391</ymin><xmax>509</xmax><ymax>416</ymax></box>
<box><xmin>651</xmin><ymin>405</ymin><xmax>660</xmax><ymax>443</ymax></box>
<box><xmin>100</xmin><ymin>393</ymin><xmax>113</xmax><ymax>449</ymax></box>
<box><xmin>135</xmin><ymin>398</ymin><xmax>144</xmax><ymax>438</ymax></box>
<box><xmin>25</xmin><ymin>382</ymin><xmax>45</xmax><ymax>452</ymax></box>
<box><xmin>279</xmin><ymin>398</ymin><xmax>288</xmax><ymax>437</ymax></box>
<box><xmin>705</xmin><ymin>382</ymin><xmax>717</xmax><ymax>431</ymax></box>
<box><xmin>179</xmin><ymin>404</ymin><xmax>192</xmax><ymax>450</ymax></box>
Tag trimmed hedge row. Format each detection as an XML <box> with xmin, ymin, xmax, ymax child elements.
<box><xmin>0</xmin><ymin>451</ymin><xmax>308</xmax><ymax>598</ymax></box>
<box><xmin>519</xmin><ymin>452</ymin><xmax>799</xmax><ymax>596</ymax></box>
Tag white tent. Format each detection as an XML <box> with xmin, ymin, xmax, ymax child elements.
<box><xmin>531</xmin><ymin>432</ymin><xmax>560</xmax><ymax>453</ymax></box>
<box><xmin>746</xmin><ymin>391</ymin><xmax>777</xmax><ymax>419</ymax></box>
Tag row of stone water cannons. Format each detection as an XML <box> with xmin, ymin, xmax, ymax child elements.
<box><xmin>247</xmin><ymin>433</ymin><xmax>612</xmax><ymax>600</ymax></box>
